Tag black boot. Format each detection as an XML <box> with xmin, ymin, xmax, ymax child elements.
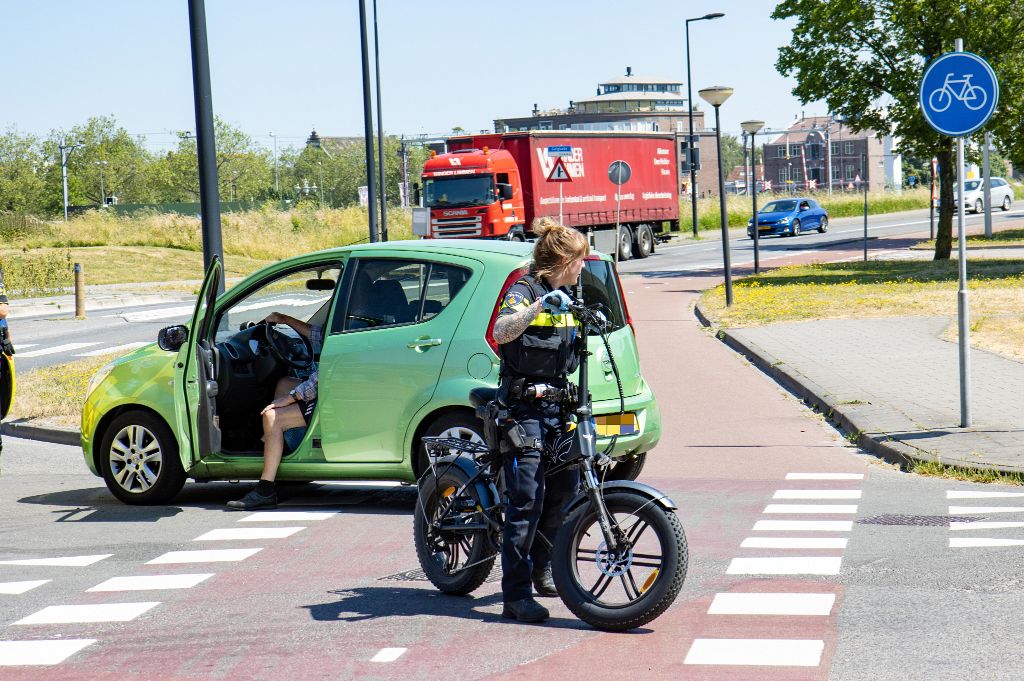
<box><xmin>502</xmin><ymin>597</ymin><xmax>550</xmax><ymax>623</ymax></box>
<box><xmin>531</xmin><ymin>565</ymin><xmax>558</xmax><ymax>597</ymax></box>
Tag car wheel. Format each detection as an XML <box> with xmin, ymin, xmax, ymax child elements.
<box><xmin>791</xmin><ymin>219</ymin><xmax>801</xmax><ymax>236</ymax></box>
<box><xmin>417</xmin><ymin>410</ymin><xmax>486</xmax><ymax>478</ymax></box>
<box><xmin>818</xmin><ymin>216</ymin><xmax>829</xmax><ymax>233</ymax></box>
<box><xmin>974</xmin><ymin>199</ymin><xmax>984</xmax><ymax>214</ymax></box>
<box><xmin>632</xmin><ymin>224</ymin><xmax>654</xmax><ymax>259</ymax></box>
<box><xmin>1002</xmin><ymin>195</ymin><xmax>1011</xmax><ymax>211</ymax></box>
<box><xmin>605</xmin><ymin>452</ymin><xmax>647</xmax><ymax>481</ymax></box>
<box><xmin>99</xmin><ymin>411</ymin><xmax>185</xmax><ymax>505</ymax></box>
<box><xmin>616</xmin><ymin>226</ymin><xmax>633</xmax><ymax>261</ymax></box>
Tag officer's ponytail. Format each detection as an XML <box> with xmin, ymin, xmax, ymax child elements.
<box><xmin>531</xmin><ymin>217</ymin><xmax>589</xmax><ymax>280</ymax></box>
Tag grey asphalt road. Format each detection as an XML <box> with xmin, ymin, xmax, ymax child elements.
<box><xmin>618</xmin><ymin>201</ymin><xmax>1023</xmax><ymax>276</ymax></box>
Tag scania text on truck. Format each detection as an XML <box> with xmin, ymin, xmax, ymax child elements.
<box><xmin>415</xmin><ymin>131</ymin><xmax>680</xmax><ymax>260</ymax></box>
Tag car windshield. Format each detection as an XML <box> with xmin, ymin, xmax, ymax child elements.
<box><xmin>762</xmin><ymin>200</ymin><xmax>797</xmax><ymax>213</ymax></box>
<box><xmin>424</xmin><ymin>176</ymin><xmax>494</xmax><ymax>207</ymax></box>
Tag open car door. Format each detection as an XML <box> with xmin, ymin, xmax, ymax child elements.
<box><xmin>180</xmin><ymin>256</ymin><xmax>223</xmax><ymax>466</ymax></box>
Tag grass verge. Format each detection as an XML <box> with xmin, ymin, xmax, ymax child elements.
<box><xmin>912</xmin><ymin>227</ymin><xmax>1024</xmax><ymax>250</ymax></box>
<box><xmin>9</xmin><ymin>352</ymin><xmax>121</xmax><ymax>429</ymax></box>
<box><xmin>698</xmin><ymin>258</ymin><xmax>1024</xmax><ymax>362</ymax></box>
<box><xmin>911</xmin><ymin>460</ymin><xmax>1024</xmax><ymax>486</ymax></box>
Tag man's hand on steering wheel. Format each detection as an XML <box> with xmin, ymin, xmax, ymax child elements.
<box><xmin>260</xmin><ymin>321</ymin><xmax>314</xmax><ymax>370</ymax></box>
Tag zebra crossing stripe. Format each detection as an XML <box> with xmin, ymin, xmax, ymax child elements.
<box><xmin>786</xmin><ymin>473</ymin><xmax>864</xmax><ymax>480</ymax></box>
<box><xmin>193</xmin><ymin>527</ymin><xmax>305</xmax><ymax>541</ymax></box>
<box><xmin>727</xmin><ymin>557</ymin><xmax>842</xmax><ymax>575</ymax></box>
<box><xmin>684</xmin><ymin>638</ymin><xmax>824</xmax><ymax>666</ymax></box>
<box><xmin>0</xmin><ymin>554</ymin><xmax>111</xmax><ymax>567</ymax></box>
<box><xmin>14</xmin><ymin>602</ymin><xmax>161</xmax><ymax>625</ymax></box>
<box><xmin>773</xmin><ymin>490</ymin><xmax>861</xmax><ymax>500</ymax></box>
<box><xmin>16</xmin><ymin>342</ymin><xmax>102</xmax><ymax>358</ymax></box>
<box><xmin>949</xmin><ymin>506</ymin><xmax>1024</xmax><ymax>515</ymax></box>
<box><xmin>0</xmin><ymin>640</ymin><xmax>96</xmax><ymax>666</ymax></box>
<box><xmin>947</xmin><ymin>491</ymin><xmax>1024</xmax><ymax>499</ymax></box>
<box><xmin>708</xmin><ymin>593</ymin><xmax>835</xmax><ymax>616</ymax></box>
<box><xmin>87</xmin><ymin>574</ymin><xmax>214</xmax><ymax>592</ymax></box>
<box><xmin>950</xmin><ymin>521</ymin><xmax>1024</xmax><ymax>531</ymax></box>
<box><xmin>740</xmin><ymin>537</ymin><xmax>847</xmax><ymax>549</ymax></box>
<box><xmin>77</xmin><ymin>342</ymin><xmax>148</xmax><ymax>357</ymax></box>
<box><xmin>763</xmin><ymin>504</ymin><xmax>857</xmax><ymax>514</ymax></box>
<box><xmin>239</xmin><ymin>511</ymin><xmax>338</xmax><ymax>522</ymax></box>
<box><xmin>0</xmin><ymin>580</ymin><xmax>50</xmax><ymax>595</ymax></box>
<box><xmin>753</xmin><ymin>520</ymin><xmax>853</xmax><ymax>532</ymax></box>
<box><xmin>949</xmin><ymin>538</ymin><xmax>1024</xmax><ymax>548</ymax></box>
<box><xmin>147</xmin><ymin>548</ymin><xmax>262</xmax><ymax>564</ymax></box>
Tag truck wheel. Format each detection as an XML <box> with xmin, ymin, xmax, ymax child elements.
<box><xmin>616</xmin><ymin>226</ymin><xmax>633</xmax><ymax>261</ymax></box>
<box><xmin>632</xmin><ymin>225</ymin><xmax>654</xmax><ymax>259</ymax></box>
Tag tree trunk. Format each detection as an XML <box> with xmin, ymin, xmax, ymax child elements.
<box><xmin>934</xmin><ymin>141</ymin><xmax>954</xmax><ymax>260</ymax></box>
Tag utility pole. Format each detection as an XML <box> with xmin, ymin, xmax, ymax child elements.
<box><xmin>58</xmin><ymin>138</ymin><xmax>83</xmax><ymax>222</ymax></box>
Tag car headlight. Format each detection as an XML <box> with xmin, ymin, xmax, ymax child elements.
<box><xmin>747</xmin><ymin>218</ymin><xmax>753</xmax><ymax>226</ymax></box>
<box><xmin>778</xmin><ymin>216</ymin><xmax>791</xmax><ymax>224</ymax></box>
<box><xmin>85</xmin><ymin>362</ymin><xmax>116</xmax><ymax>401</ymax></box>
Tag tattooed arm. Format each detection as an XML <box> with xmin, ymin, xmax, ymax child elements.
<box><xmin>493</xmin><ymin>298</ymin><xmax>543</xmax><ymax>344</ymax></box>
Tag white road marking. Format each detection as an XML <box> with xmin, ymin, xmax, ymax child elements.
<box><xmin>239</xmin><ymin>511</ymin><xmax>339</xmax><ymax>522</ymax></box>
<box><xmin>0</xmin><ymin>579</ymin><xmax>50</xmax><ymax>594</ymax></box>
<box><xmin>947</xmin><ymin>491</ymin><xmax>1024</xmax><ymax>499</ymax></box>
<box><xmin>371</xmin><ymin>648</ymin><xmax>407</xmax><ymax>663</ymax></box>
<box><xmin>786</xmin><ymin>473</ymin><xmax>864</xmax><ymax>480</ymax></box>
<box><xmin>77</xmin><ymin>342</ymin><xmax>148</xmax><ymax>357</ymax></box>
<box><xmin>949</xmin><ymin>506</ymin><xmax>1024</xmax><ymax>515</ymax></box>
<box><xmin>763</xmin><ymin>504</ymin><xmax>858</xmax><ymax>514</ymax></box>
<box><xmin>740</xmin><ymin>537</ymin><xmax>848</xmax><ymax>549</ymax></box>
<box><xmin>773</xmin><ymin>490</ymin><xmax>861</xmax><ymax>500</ymax></box>
<box><xmin>121</xmin><ymin>305</ymin><xmax>197</xmax><ymax>322</ymax></box>
<box><xmin>15</xmin><ymin>602</ymin><xmax>161</xmax><ymax>625</ymax></box>
<box><xmin>147</xmin><ymin>548</ymin><xmax>262</xmax><ymax>564</ymax></box>
<box><xmin>86</xmin><ymin>574</ymin><xmax>214</xmax><ymax>592</ymax></box>
<box><xmin>753</xmin><ymin>520</ymin><xmax>853</xmax><ymax>532</ymax></box>
<box><xmin>0</xmin><ymin>554</ymin><xmax>112</xmax><ymax>567</ymax></box>
<box><xmin>684</xmin><ymin>638</ymin><xmax>824</xmax><ymax>666</ymax></box>
<box><xmin>11</xmin><ymin>343</ymin><xmax>36</xmax><ymax>350</ymax></box>
<box><xmin>950</xmin><ymin>521</ymin><xmax>1024</xmax><ymax>531</ymax></box>
<box><xmin>194</xmin><ymin>527</ymin><xmax>305</xmax><ymax>541</ymax></box>
<box><xmin>0</xmin><ymin>640</ymin><xmax>96</xmax><ymax>666</ymax></box>
<box><xmin>16</xmin><ymin>342</ymin><xmax>102</xmax><ymax>358</ymax></box>
<box><xmin>949</xmin><ymin>538</ymin><xmax>1024</xmax><ymax>548</ymax></box>
<box><xmin>708</xmin><ymin>592</ymin><xmax>835</xmax><ymax>616</ymax></box>
<box><xmin>727</xmin><ymin>557</ymin><xmax>842</xmax><ymax>575</ymax></box>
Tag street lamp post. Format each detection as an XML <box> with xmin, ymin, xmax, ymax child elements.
<box><xmin>58</xmin><ymin>138</ymin><xmax>84</xmax><ymax>222</ymax></box>
<box><xmin>685</xmin><ymin>11</ymin><xmax>724</xmax><ymax>238</ymax></box>
<box><xmin>699</xmin><ymin>85</ymin><xmax>734</xmax><ymax>306</ymax></box>
<box><xmin>741</xmin><ymin>120</ymin><xmax>765</xmax><ymax>274</ymax></box>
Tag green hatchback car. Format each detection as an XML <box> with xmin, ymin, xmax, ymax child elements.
<box><xmin>81</xmin><ymin>239</ymin><xmax>661</xmax><ymax>504</ymax></box>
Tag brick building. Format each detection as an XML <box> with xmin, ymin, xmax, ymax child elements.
<box><xmin>761</xmin><ymin>116</ymin><xmax>900</xmax><ymax>194</ymax></box>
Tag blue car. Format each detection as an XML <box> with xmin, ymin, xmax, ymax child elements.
<box><xmin>747</xmin><ymin>197</ymin><xmax>829</xmax><ymax>238</ymax></box>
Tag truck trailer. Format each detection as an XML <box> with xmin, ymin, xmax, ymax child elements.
<box><xmin>416</xmin><ymin>131</ymin><xmax>680</xmax><ymax>260</ymax></box>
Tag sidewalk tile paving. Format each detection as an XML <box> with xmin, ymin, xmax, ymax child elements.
<box><xmin>717</xmin><ymin>315</ymin><xmax>1024</xmax><ymax>472</ymax></box>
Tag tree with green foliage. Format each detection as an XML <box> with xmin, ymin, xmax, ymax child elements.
<box><xmin>0</xmin><ymin>128</ymin><xmax>48</xmax><ymax>212</ymax></box>
<box><xmin>773</xmin><ymin>0</ymin><xmax>1024</xmax><ymax>259</ymax></box>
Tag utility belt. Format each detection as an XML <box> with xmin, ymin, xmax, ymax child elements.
<box><xmin>498</xmin><ymin>375</ymin><xmax>579</xmax><ymax>407</ymax></box>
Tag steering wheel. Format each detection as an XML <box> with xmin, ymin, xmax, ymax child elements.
<box><xmin>259</xmin><ymin>322</ymin><xmax>314</xmax><ymax>370</ymax></box>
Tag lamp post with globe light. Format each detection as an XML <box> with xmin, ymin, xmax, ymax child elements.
<box><xmin>699</xmin><ymin>86</ymin><xmax>734</xmax><ymax>306</ymax></box>
<box><xmin>741</xmin><ymin>120</ymin><xmax>765</xmax><ymax>273</ymax></box>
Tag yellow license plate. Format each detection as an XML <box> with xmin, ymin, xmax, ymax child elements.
<box><xmin>594</xmin><ymin>413</ymin><xmax>639</xmax><ymax>437</ymax></box>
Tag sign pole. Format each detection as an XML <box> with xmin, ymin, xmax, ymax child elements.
<box><xmin>949</xmin><ymin>37</ymin><xmax>971</xmax><ymax>427</ymax></box>
<box><xmin>559</xmin><ymin>183</ymin><xmax>564</xmax><ymax>224</ymax></box>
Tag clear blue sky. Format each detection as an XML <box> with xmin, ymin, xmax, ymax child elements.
<box><xmin>1</xmin><ymin>0</ymin><xmax>822</xmax><ymax>152</ymax></box>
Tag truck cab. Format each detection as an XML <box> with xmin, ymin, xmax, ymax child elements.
<box><xmin>421</xmin><ymin>148</ymin><xmax>526</xmax><ymax>240</ymax></box>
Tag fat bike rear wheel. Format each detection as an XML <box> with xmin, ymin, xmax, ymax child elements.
<box><xmin>413</xmin><ymin>467</ymin><xmax>497</xmax><ymax>595</ymax></box>
<box><xmin>552</xmin><ymin>490</ymin><xmax>688</xmax><ymax>631</ymax></box>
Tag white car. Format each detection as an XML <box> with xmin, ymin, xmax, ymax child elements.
<box><xmin>954</xmin><ymin>177</ymin><xmax>1015</xmax><ymax>213</ymax></box>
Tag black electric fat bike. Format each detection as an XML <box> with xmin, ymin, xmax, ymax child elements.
<box><xmin>413</xmin><ymin>298</ymin><xmax>688</xmax><ymax>631</ymax></box>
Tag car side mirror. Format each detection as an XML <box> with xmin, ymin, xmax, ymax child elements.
<box><xmin>498</xmin><ymin>183</ymin><xmax>513</xmax><ymax>200</ymax></box>
<box><xmin>306</xmin><ymin>278</ymin><xmax>335</xmax><ymax>291</ymax></box>
<box><xmin>158</xmin><ymin>325</ymin><xmax>189</xmax><ymax>352</ymax></box>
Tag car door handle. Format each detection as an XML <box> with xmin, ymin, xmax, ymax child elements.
<box><xmin>407</xmin><ymin>337</ymin><xmax>443</xmax><ymax>349</ymax></box>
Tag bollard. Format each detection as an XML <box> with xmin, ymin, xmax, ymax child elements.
<box><xmin>74</xmin><ymin>263</ymin><xmax>85</xmax><ymax>319</ymax></box>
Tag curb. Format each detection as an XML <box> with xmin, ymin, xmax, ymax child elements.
<box><xmin>692</xmin><ymin>303</ymin><xmax>995</xmax><ymax>473</ymax></box>
<box><xmin>8</xmin><ymin>294</ymin><xmax>186</xmax><ymax>320</ymax></box>
<box><xmin>2</xmin><ymin>420</ymin><xmax>81</xmax><ymax>447</ymax></box>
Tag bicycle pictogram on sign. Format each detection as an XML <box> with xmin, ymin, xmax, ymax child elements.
<box><xmin>927</xmin><ymin>73</ymin><xmax>987</xmax><ymax>113</ymax></box>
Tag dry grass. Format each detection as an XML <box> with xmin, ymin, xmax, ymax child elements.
<box><xmin>699</xmin><ymin>258</ymin><xmax>1024</xmax><ymax>362</ymax></box>
<box><xmin>8</xmin><ymin>352</ymin><xmax>121</xmax><ymax>428</ymax></box>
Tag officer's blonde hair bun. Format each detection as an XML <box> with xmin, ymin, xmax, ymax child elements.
<box><xmin>531</xmin><ymin>217</ymin><xmax>589</xmax><ymax>280</ymax></box>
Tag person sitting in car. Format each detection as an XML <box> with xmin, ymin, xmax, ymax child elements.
<box><xmin>226</xmin><ymin>311</ymin><xmax>320</xmax><ymax>510</ymax></box>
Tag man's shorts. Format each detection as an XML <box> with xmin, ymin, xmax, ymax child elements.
<box><xmin>296</xmin><ymin>398</ymin><xmax>316</xmax><ymax>425</ymax></box>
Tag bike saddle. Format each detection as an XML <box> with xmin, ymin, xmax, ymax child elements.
<box><xmin>469</xmin><ymin>387</ymin><xmax>497</xmax><ymax>409</ymax></box>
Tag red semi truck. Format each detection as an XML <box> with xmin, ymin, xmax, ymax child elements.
<box><xmin>415</xmin><ymin>131</ymin><xmax>680</xmax><ymax>260</ymax></box>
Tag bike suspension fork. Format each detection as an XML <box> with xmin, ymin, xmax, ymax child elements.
<box><xmin>579</xmin><ymin>457</ymin><xmax>621</xmax><ymax>552</ymax></box>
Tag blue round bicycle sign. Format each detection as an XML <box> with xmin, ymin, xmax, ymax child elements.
<box><xmin>920</xmin><ymin>51</ymin><xmax>999</xmax><ymax>137</ymax></box>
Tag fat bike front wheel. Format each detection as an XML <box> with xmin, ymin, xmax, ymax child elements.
<box><xmin>552</xmin><ymin>490</ymin><xmax>688</xmax><ymax>631</ymax></box>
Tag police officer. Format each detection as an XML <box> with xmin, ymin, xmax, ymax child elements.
<box><xmin>492</xmin><ymin>217</ymin><xmax>588</xmax><ymax>623</ymax></box>
<box><xmin>0</xmin><ymin>278</ymin><xmax>14</xmax><ymax>460</ymax></box>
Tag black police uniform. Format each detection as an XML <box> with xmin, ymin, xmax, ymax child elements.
<box><xmin>496</xmin><ymin>272</ymin><xmax>581</xmax><ymax>603</ymax></box>
<box><xmin>0</xmin><ymin>281</ymin><xmax>11</xmax><ymax>458</ymax></box>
